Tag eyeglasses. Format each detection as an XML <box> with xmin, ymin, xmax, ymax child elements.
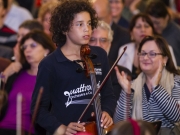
<box><xmin>89</xmin><ymin>37</ymin><xmax>109</xmax><ymax>45</ymax></box>
<box><xmin>138</xmin><ymin>51</ymin><xmax>164</xmax><ymax>59</ymax></box>
<box><xmin>21</xmin><ymin>42</ymin><xmax>38</xmax><ymax>51</ymax></box>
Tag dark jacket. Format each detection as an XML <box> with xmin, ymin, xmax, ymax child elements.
<box><xmin>109</xmin><ymin>22</ymin><xmax>131</xmax><ymax>63</ymax></box>
<box><xmin>31</xmin><ymin>46</ymin><xmax>117</xmax><ymax>134</ymax></box>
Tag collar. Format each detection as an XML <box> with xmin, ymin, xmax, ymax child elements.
<box><xmin>54</xmin><ymin>47</ymin><xmax>68</xmax><ymax>62</ymax></box>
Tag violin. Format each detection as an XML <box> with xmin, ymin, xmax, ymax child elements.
<box><xmin>77</xmin><ymin>45</ymin><xmax>127</xmax><ymax>135</ymax></box>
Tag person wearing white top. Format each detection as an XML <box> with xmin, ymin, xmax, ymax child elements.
<box><xmin>117</xmin><ymin>13</ymin><xmax>177</xmax><ymax>80</ymax></box>
<box><xmin>4</xmin><ymin>0</ymin><xmax>33</xmax><ymax>32</ymax></box>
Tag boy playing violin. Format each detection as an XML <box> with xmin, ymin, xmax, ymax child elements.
<box><xmin>31</xmin><ymin>0</ymin><xmax>116</xmax><ymax>135</ymax></box>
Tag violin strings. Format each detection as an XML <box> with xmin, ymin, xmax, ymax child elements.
<box><xmin>91</xmin><ymin>75</ymin><xmax>105</xmax><ymax>135</ymax></box>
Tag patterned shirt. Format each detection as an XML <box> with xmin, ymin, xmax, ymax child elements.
<box><xmin>114</xmin><ymin>75</ymin><xmax>180</xmax><ymax>128</ymax></box>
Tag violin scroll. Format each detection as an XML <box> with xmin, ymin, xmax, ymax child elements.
<box><xmin>80</xmin><ymin>45</ymin><xmax>95</xmax><ymax>77</ymax></box>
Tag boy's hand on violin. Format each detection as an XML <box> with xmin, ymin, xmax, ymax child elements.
<box><xmin>65</xmin><ymin>122</ymin><xmax>85</xmax><ymax>135</ymax></box>
<box><xmin>101</xmin><ymin>111</ymin><xmax>113</xmax><ymax>128</ymax></box>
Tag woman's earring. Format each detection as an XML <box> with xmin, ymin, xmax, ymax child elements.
<box><xmin>44</xmin><ymin>54</ymin><xmax>47</xmax><ymax>57</ymax></box>
<box><xmin>164</xmin><ymin>63</ymin><xmax>166</xmax><ymax>67</ymax></box>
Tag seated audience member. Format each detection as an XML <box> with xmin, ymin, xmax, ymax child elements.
<box><xmin>0</xmin><ymin>30</ymin><xmax>55</xmax><ymax>135</ymax></box>
<box><xmin>1</xmin><ymin>20</ymin><xmax>44</xmax><ymax>82</ymax></box>
<box><xmin>146</xmin><ymin>0</ymin><xmax>180</xmax><ymax>66</ymax></box>
<box><xmin>13</xmin><ymin>19</ymin><xmax>44</xmax><ymax>61</ymax></box>
<box><xmin>0</xmin><ymin>0</ymin><xmax>17</xmax><ymax>48</ymax></box>
<box><xmin>117</xmin><ymin>13</ymin><xmax>177</xmax><ymax>80</ymax></box>
<box><xmin>110</xmin><ymin>119</ymin><xmax>156</xmax><ymax>135</ymax></box>
<box><xmin>89</xmin><ymin>20</ymin><xmax>132</xmax><ymax>100</ymax></box>
<box><xmin>109</xmin><ymin>0</ymin><xmax>129</xmax><ymax>29</ymax></box>
<box><xmin>4</xmin><ymin>0</ymin><xmax>33</xmax><ymax>32</ymax></box>
<box><xmin>38</xmin><ymin>0</ymin><xmax>58</xmax><ymax>37</ymax></box>
<box><xmin>159</xmin><ymin>0</ymin><xmax>180</xmax><ymax>24</ymax></box>
<box><xmin>121</xmin><ymin>0</ymin><xmax>148</xmax><ymax>22</ymax></box>
<box><xmin>114</xmin><ymin>36</ymin><xmax>180</xmax><ymax>135</ymax></box>
<box><xmin>0</xmin><ymin>57</ymin><xmax>11</xmax><ymax>72</ymax></box>
<box><xmin>92</xmin><ymin>0</ymin><xmax>131</xmax><ymax>62</ymax></box>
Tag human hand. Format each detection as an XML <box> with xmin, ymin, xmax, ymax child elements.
<box><xmin>13</xmin><ymin>43</ymin><xmax>20</xmax><ymax>61</ymax></box>
<box><xmin>2</xmin><ymin>61</ymin><xmax>22</xmax><ymax>82</ymax></box>
<box><xmin>149</xmin><ymin>60</ymin><xmax>164</xmax><ymax>89</ymax></box>
<box><xmin>114</xmin><ymin>66</ymin><xmax>131</xmax><ymax>94</ymax></box>
<box><xmin>129</xmin><ymin>0</ymin><xmax>141</xmax><ymax>14</ymax></box>
<box><xmin>100</xmin><ymin>111</ymin><xmax>113</xmax><ymax>128</ymax></box>
<box><xmin>65</xmin><ymin>122</ymin><xmax>85</xmax><ymax>135</ymax></box>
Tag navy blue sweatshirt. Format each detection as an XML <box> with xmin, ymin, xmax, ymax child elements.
<box><xmin>31</xmin><ymin>46</ymin><xmax>116</xmax><ymax>134</ymax></box>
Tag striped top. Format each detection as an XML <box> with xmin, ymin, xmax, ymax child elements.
<box><xmin>113</xmin><ymin>75</ymin><xmax>180</xmax><ymax>128</ymax></box>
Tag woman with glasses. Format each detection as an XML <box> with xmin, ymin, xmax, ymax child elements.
<box><xmin>114</xmin><ymin>35</ymin><xmax>180</xmax><ymax>135</ymax></box>
<box><xmin>117</xmin><ymin>13</ymin><xmax>177</xmax><ymax>80</ymax></box>
<box><xmin>0</xmin><ymin>30</ymin><xmax>55</xmax><ymax>135</ymax></box>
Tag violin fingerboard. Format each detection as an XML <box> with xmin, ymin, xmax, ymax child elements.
<box><xmin>91</xmin><ymin>74</ymin><xmax>105</xmax><ymax>135</ymax></box>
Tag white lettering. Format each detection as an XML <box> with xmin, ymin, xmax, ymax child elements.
<box><xmin>64</xmin><ymin>84</ymin><xmax>92</xmax><ymax>107</ymax></box>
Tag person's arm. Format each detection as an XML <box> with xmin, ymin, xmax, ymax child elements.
<box><xmin>113</xmin><ymin>89</ymin><xmax>134</xmax><ymax>123</ymax></box>
<box><xmin>148</xmin><ymin>61</ymin><xmax>180</xmax><ymax>122</ymax></box>
<box><xmin>31</xmin><ymin>61</ymin><xmax>86</xmax><ymax>134</ymax></box>
<box><xmin>113</xmin><ymin>66</ymin><xmax>133</xmax><ymax>123</ymax></box>
<box><xmin>129</xmin><ymin>0</ymin><xmax>141</xmax><ymax>15</ymax></box>
<box><xmin>151</xmin><ymin>83</ymin><xmax>180</xmax><ymax>122</ymax></box>
<box><xmin>31</xmin><ymin>61</ymin><xmax>62</xmax><ymax>134</ymax></box>
<box><xmin>2</xmin><ymin>61</ymin><xmax>22</xmax><ymax>82</ymax></box>
<box><xmin>54</xmin><ymin>123</ymin><xmax>85</xmax><ymax>135</ymax></box>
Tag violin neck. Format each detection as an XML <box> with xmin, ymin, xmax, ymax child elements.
<box><xmin>91</xmin><ymin>74</ymin><xmax>105</xmax><ymax>135</ymax></box>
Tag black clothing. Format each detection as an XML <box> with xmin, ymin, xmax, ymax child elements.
<box><xmin>0</xmin><ymin>128</ymin><xmax>34</xmax><ymax>135</ymax></box>
<box><xmin>31</xmin><ymin>46</ymin><xmax>116</xmax><ymax>134</ymax></box>
<box><xmin>109</xmin><ymin>22</ymin><xmax>131</xmax><ymax>63</ymax></box>
<box><xmin>16</xmin><ymin>0</ymin><xmax>34</xmax><ymax>11</ymax></box>
<box><xmin>0</xmin><ymin>46</ymin><xmax>13</xmax><ymax>60</ymax></box>
<box><xmin>117</xmin><ymin>17</ymin><xmax>129</xmax><ymax>29</ymax></box>
<box><xmin>0</xmin><ymin>25</ymin><xmax>17</xmax><ymax>48</ymax></box>
<box><xmin>162</xmin><ymin>21</ymin><xmax>180</xmax><ymax>66</ymax></box>
<box><xmin>132</xmin><ymin>64</ymin><xmax>138</xmax><ymax>80</ymax></box>
<box><xmin>109</xmin><ymin>60</ymin><xmax>132</xmax><ymax>101</ymax></box>
<box><xmin>144</xmin><ymin>83</ymin><xmax>151</xmax><ymax>101</ymax></box>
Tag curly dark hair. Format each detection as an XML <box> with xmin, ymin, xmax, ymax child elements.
<box><xmin>50</xmin><ymin>0</ymin><xmax>98</xmax><ymax>47</ymax></box>
<box><xmin>2</xmin><ymin>0</ymin><xmax>8</xmax><ymax>9</ymax></box>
